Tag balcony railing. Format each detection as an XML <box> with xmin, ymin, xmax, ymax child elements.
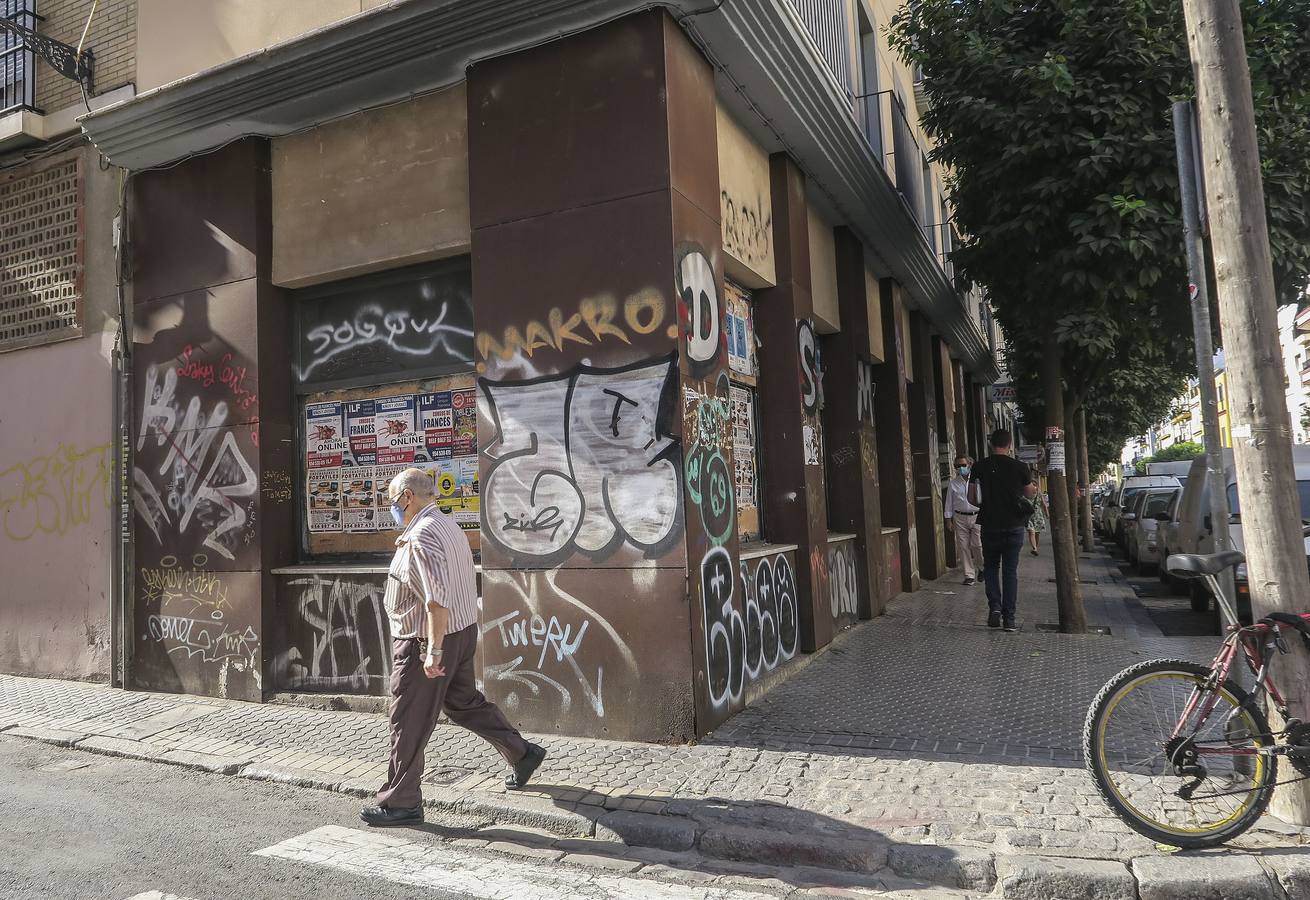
<box><xmin>786</xmin><ymin>0</ymin><xmax>855</xmax><ymax>104</ymax></box>
<box><xmin>1</xmin><ymin>0</ymin><xmax>37</xmax><ymax>117</ymax></box>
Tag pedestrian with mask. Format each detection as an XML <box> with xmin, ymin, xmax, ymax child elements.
<box><xmin>361</xmin><ymin>468</ymin><xmax>546</xmax><ymax>827</ymax></box>
<box><xmin>944</xmin><ymin>454</ymin><xmax>982</xmax><ymax>585</ymax></box>
<box><xmin>969</xmin><ymin>430</ymin><xmax>1037</xmax><ymax>632</ymax></box>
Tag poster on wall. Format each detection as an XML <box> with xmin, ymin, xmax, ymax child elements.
<box><xmin>418</xmin><ymin>391</ymin><xmax>454</xmax><ymax>462</ymax></box>
<box><xmin>307</xmin><ymin>469</ymin><xmax>342</xmax><ymax>533</ymax></box>
<box><xmin>724</xmin><ymin>283</ymin><xmax>756</xmax><ymax>377</ymax></box>
<box><xmin>346</xmin><ymin>400</ymin><xmax>377</xmax><ymax>466</ymax></box>
<box><xmin>730</xmin><ymin>385</ymin><xmax>756</xmax><ymax>510</ymax></box>
<box><xmin>452</xmin><ymin>389</ymin><xmax>477</xmax><ymax>456</ymax></box>
<box><xmin>306</xmin><ymin>402</ymin><xmax>347</xmax><ymax>469</ymax></box>
<box><xmin>376</xmin><ymin>395</ymin><xmax>420</xmax><ymax>465</ymax></box>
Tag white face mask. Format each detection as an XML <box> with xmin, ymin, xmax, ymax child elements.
<box><xmin>389</xmin><ymin>491</ymin><xmax>409</xmax><ymax>526</ymax></box>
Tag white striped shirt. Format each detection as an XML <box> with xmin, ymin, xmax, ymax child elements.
<box><xmin>383</xmin><ymin>503</ymin><xmax>479</xmax><ymax>639</ymax></box>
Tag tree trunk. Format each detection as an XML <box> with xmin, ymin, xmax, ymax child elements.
<box><xmin>1078</xmin><ymin>407</ymin><xmax>1095</xmax><ymax>553</ymax></box>
<box><xmin>1042</xmin><ymin>345</ymin><xmax>1086</xmax><ymax>633</ymax></box>
<box><xmin>1064</xmin><ymin>402</ymin><xmax>1081</xmax><ymax>578</ymax></box>
<box><xmin>1184</xmin><ymin>0</ymin><xmax>1310</xmax><ymax>824</ymax></box>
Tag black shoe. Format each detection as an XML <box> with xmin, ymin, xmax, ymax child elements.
<box><xmin>1003</xmin><ymin>620</ymin><xmax>1018</xmax><ymax>633</ymax></box>
<box><xmin>963</xmin><ymin>577</ymin><xmax>976</xmax><ymax>586</ymax></box>
<box><xmin>360</xmin><ymin>805</ymin><xmax>423</xmax><ymax>827</ymax></box>
<box><xmin>987</xmin><ymin>611</ymin><xmax>1002</xmax><ymax>628</ymax></box>
<box><xmin>505</xmin><ymin>742</ymin><xmax>546</xmax><ymax>790</ymax></box>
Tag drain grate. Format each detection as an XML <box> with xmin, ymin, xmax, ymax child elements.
<box><xmin>1035</xmin><ymin>623</ymin><xmax>1112</xmax><ymax>635</ymax></box>
<box><xmin>422</xmin><ymin>765</ymin><xmax>473</xmax><ymax>786</ymax></box>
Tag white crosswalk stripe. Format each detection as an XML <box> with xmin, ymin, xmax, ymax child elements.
<box><xmin>122</xmin><ymin>893</ymin><xmax>201</xmax><ymax>900</ymax></box>
<box><xmin>254</xmin><ymin>825</ymin><xmax>778</xmax><ymax>899</ymax></box>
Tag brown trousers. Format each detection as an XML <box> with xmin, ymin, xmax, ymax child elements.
<box><xmin>375</xmin><ymin>623</ymin><xmax>529</xmax><ymax>809</ymax></box>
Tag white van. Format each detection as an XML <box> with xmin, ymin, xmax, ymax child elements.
<box><xmin>1161</xmin><ymin>446</ymin><xmax>1310</xmax><ymax>622</ymax></box>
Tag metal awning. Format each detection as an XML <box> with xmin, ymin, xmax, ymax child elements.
<box><xmin>79</xmin><ymin>0</ymin><xmax>998</xmax><ymax>381</ymax></box>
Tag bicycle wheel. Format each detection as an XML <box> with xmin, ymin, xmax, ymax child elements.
<box><xmin>1083</xmin><ymin>658</ymin><xmax>1276</xmax><ymax>848</ymax></box>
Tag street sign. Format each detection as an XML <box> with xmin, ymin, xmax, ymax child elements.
<box><xmin>1018</xmin><ymin>444</ymin><xmax>1041</xmax><ymax>465</ymax></box>
<box><xmin>989</xmin><ymin>383</ymin><xmax>1016</xmax><ymax>403</ymax></box>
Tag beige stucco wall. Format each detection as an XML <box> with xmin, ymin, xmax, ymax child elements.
<box><xmin>807</xmin><ymin>207</ymin><xmax>840</xmax><ymax>333</ymax></box>
<box><xmin>715</xmin><ymin>105</ymin><xmax>775</xmax><ymax>289</ymax></box>
<box><xmin>0</xmin><ymin>145</ymin><xmax>121</xmax><ymax>680</ymax></box>
<box><xmin>136</xmin><ymin>0</ymin><xmax>388</xmax><ymax>92</ymax></box>
<box><xmin>270</xmin><ymin>85</ymin><xmax>471</xmax><ymax>289</ymax></box>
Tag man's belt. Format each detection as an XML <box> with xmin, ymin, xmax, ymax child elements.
<box><xmin>955</xmin><ymin>510</ymin><xmax>979</xmax><ymax>517</ymax></box>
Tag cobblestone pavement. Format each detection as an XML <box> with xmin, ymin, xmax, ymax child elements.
<box><xmin>3</xmin><ymin>543</ymin><xmax>1309</xmax><ymax>895</ymax></box>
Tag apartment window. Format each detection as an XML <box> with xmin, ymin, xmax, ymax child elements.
<box><xmin>788</xmin><ymin>0</ymin><xmax>855</xmax><ymax>102</ymax></box>
<box><xmin>725</xmin><ymin>280</ymin><xmax>763</xmax><ymax>542</ymax></box>
<box><xmin>856</xmin><ymin>7</ymin><xmax>882</xmax><ymax>158</ymax></box>
<box><xmin>1</xmin><ymin>0</ymin><xmax>37</xmax><ymax>115</ymax></box>
<box><xmin>921</xmin><ymin>157</ymin><xmax>935</xmax><ymax>240</ymax></box>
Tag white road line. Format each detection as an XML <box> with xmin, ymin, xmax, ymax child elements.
<box><xmin>254</xmin><ymin>825</ymin><xmax>777</xmax><ymax>899</ymax></box>
<box><xmin>122</xmin><ymin>893</ymin><xmax>201</xmax><ymax>900</ymax></box>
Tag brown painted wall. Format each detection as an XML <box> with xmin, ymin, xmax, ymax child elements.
<box><xmin>821</xmin><ymin>227</ymin><xmax>881</xmax><ymax>621</ymax></box>
<box><xmin>908</xmin><ymin>313</ymin><xmax>944</xmax><ymax>580</ymax></box>
<box><xmin>873</xmin><ymin>280</ymin><xmax>918</xmax><ymax>593</ymax></box>
<box><xmin>468</xmin><ymin>12</ymin><xmax>698</xmax><ymax>742</ymax></box>
<box><xmin>130</xmin><ymin>139</ymin><xmax>294</xmax><ymax>702</ymax></box>
<box><xmin>753</xmin><ymin>156</ymin><xmax>831</xmax><ymax>656</ymax></box>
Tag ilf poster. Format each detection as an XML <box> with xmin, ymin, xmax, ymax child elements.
<box><xmin>375</xmin><ymin>395</ymin><xmax>420</xmax><ymax>465</ymax></box>
<box><xmin>346</xmin><ymin>400</ymin><xmax>377</xmax><ymax>466</ymax></box>
<box><xmin>418</xmin><ymin>391</ymin><xmax>454</xmax><ymax>461</ymax></box>
<box><xmin>306</xmin><ymin>402</ymin><xmax>347</xmax><ymax>469</ymax></box>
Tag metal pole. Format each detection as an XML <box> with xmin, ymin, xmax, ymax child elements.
<box><xmin>1172</xmin><ymin>100</ymin><xmax>1234</xmax><ymax>618</ymax></box>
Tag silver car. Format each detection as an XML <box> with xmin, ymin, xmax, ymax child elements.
<box><xmin>1125</xmin><ymin>487</ymin><xmax>1180</xmax><ymax>575</ymax></box>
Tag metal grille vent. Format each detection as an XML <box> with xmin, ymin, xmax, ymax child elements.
<box><xmin>0</xmin><ymin>158</ymin><xmax>82</xmax><ymax>352</ymax></box>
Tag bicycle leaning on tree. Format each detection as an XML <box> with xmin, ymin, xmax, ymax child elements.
<box><xmin>1083</xmin><ymin>549</ymin><xmax>1310</xmax><ymax>848</ymax></box>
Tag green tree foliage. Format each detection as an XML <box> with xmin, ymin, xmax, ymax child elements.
<box><xmin>890</xmin><ymin>0</ymin><xmax>1310</xmax><ymax>464</ymax></box>
<box><xmin>1138</xmin><ymin>441</ymin><xmax>1205</xmax><ymax>467</ymax></box>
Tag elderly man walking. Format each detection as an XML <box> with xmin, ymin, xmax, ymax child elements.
<box><xmin>361</xmin><ymin>467</ymin><xmax>546</xmax><ymax>827</ymax></box>
<box><xmin>944</xmin><ymin>454</ymin><xmax>982</xmax><ymax>585</ymax></box>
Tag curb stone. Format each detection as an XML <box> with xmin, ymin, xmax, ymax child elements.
<box><xmin>886</xmin><ymin>844</ymin><xmax>996</xmax><ymax>891</ymax></box>
<box><xmin>1132</xmin><ymin>855</ymin><xmax>1278</xmax><ymax>900</ymax></box>
<box><xmin>7</xmin><ymin>725</ymin><xmax>87</xmax><ymax>747</ymax></box>
<box><xmin>996</xmin><ymin>854</ymin><xmax>1135</xmax><ymax>900</ymax></box>
<box><xmin>594</xmin><ymin>809</ymin><xmax>697</xmax><ymax>851</ymax></box>
<box><xmin>239</xmin><ymin>763</ymin><xmax>345</xmax><ymax>792</ymax></box>
<box><xmin>76</xmin><ymin>734</ymin><xmax>169</xmax><ymax>763</ymax></box>
<box><xmin>159</xmin><ymin>749</ymin><xmax>251</xmax><ymax>775</ymax></box>
<box><xmin>1261</xmin><ymin>849</ymin><xmax>1310</xmax><ymax>900</ymax></box>
<box><xmin>699</xmin><ymin>824</ymin><xmax>888</xmax><ymax>874</ymax></box>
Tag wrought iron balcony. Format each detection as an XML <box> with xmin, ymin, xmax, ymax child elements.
<box><xmin>1</xmin><ymin>0</ymin><xmax>38</xmax><ymax>116</ymax></box>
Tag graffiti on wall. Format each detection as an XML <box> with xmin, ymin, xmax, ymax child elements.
<box><xmin>683</xmin><ymin>372</ymin><xmax>735</xmax><ymax>548</ymax></box>
<box><xmin>133</xmin><ymin>363</ymin><xmax>259</xmax><ymax>561</ymax></box>
<box><xmin>480</xmin><ymin>354</ymin><xmax>681</xmax><ymax>564</ymax></box>
<box><xmin>703</xmin><ymin>547</ymin><xmax>800</xmax><ymax>710</ymax></box>
<box><xmin>857</xmin><ymin>358</ymin><xmax>876</xmax><ymax>424</ymax></box>
<box><xmin>677</xmin><ymin>249</ymin><xmax>724</xmax><ymax>377</ymax></box>
<box><xmin>798</xmin><ymin>319</ymin><xmax>822</xmax><ymax>414</ymax></box>
<box><xmin>141</xmin><ymin>554</ymin><xmax>258</xmax><ymax>672</ymax></box>
<box><xmin>720</xmin><ymin>190</ymin><xmax>772</xmax><ymax>269</ymax></box>
<box><xmin>476</xmin><ymin>291</ymin><xmax>675</xmax><ymax>365</ymax></box>
<box><xmin>480</xmin><ymin>570</ymin><xmax>638</xmax><ymax>720</ymax></box>
<box><xmin>297</xmin><ymin>302</ymin><xmax>474</xmax><ymax>382</ymax></box>
<box><xmin>0</xmin><ymin>441</ymin><xmax>112</xmax><ymax>542</ymax></box>
<box><xmin>829</xmin><ymin>539</ymin><xmax>858</xmax><ymax>622</ymax></box>
<box><xmin>272</xmin><ymin>575</ymin><xmax>390</xmax><ymax>692</ymax></box>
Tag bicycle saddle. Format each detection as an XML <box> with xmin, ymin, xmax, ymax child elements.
<box><xmin>1166</xmin><ymin>550</ymin><xmax>1246</xmax><ymax>578</ymax></box>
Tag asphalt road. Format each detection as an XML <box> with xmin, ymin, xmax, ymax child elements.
<box><xmin>0</xmin><ymin>736</ymin><xmax>767</xmax><ymax>900</ymax></box>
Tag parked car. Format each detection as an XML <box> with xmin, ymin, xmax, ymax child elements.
<box><xmin>1095</xmin><ymin>481</ymin><xmax>1119</xmax><ymax>535</ymax></box>
<box><xmin>1161</xmin><ymin>447</ymin><xmax>1310</xmax><ymax>627</ymax></box>
<box><xmin>1104</xmin><ymin>475</ymin><xmax>1182</xmax><ymax>550</ymax></box>
<box><xmin>1124</xmin><ymin>486</ymin><xmax>1180</xmax><ymax>575</ymax></box>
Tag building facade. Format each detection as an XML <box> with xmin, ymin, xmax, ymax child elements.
<box><xmin>0</xmin><ymin>0</ymin><xmax>136</xmax><ymax>682</ymax></box>
<box><xmin>4</xmin><ymin>0</ymin><xmax>1003</xmax><ymax>742</ymax></box>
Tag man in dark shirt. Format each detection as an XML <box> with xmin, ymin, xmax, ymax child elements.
<box><xmin>969</xmin><ymin>429</ymin><xmax>1037</xmax><ymax>631</ymax></box>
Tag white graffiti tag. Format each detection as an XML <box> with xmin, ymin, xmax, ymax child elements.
<box><xmin>297</xmin><ymin>302</ymin><xmax>474</xmax><ymax>381</ymax></box>
<box><xmin>274</xmin><ymin>576</ymin><xmax>390</xmax><ymax>692</ymax></box>
<box><xmin>829</xmin><ymin>540</ymin><xmax>859</xmax><ymax>620</ymax></box>
<box><xmin>134</xmin><ymin>364</ymin><xmax>259</xmax><ymax>560</ymax></box>
<box><xmin>480</xmin><ymin>356</ymin><xmax>681</xmax><ymax>563</ymax></box>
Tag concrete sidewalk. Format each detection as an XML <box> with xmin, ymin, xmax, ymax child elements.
<box><xmin>5</xmin><ymin>544</ymin><xmax>1310</xmax><ymax>898</ymax></box>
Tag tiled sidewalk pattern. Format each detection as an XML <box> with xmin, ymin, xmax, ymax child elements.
<box><xmin>0</xmin><ymin>548</ymin><xmax>1302</xmax><ymax>865</ymax></box>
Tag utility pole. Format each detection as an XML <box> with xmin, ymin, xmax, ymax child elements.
<box><xmin>1182</xmin><ymin>0</ymin><xmax>1310</xmax><ymax>825</ymax></box>
<box><xmin>1171</xmin><ymin>100</ymin><xmax>1234</xmax><ymax>616</ymax></box>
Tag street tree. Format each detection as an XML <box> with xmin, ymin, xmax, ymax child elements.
<box><xmin>890</xmin><ymin>0</ymin><xmax>1310</xmax><ymax>630</ymax></box>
